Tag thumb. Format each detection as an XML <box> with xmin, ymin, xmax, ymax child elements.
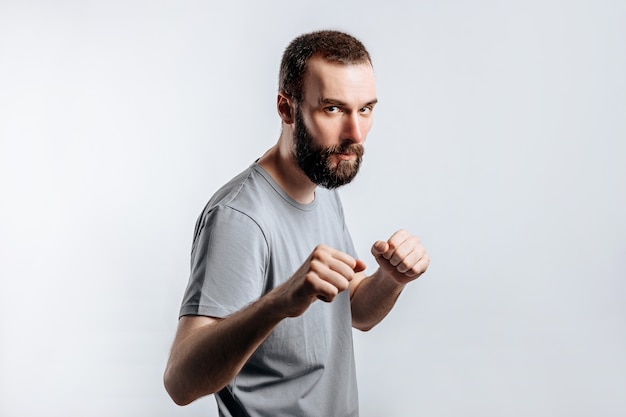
<box><xmin>371</xmin><ymin>240</ymin><xmax>389</xmax><ymax>258</ymax></box>
<box><xmin>353</xmin><ymin>259</ymin><xmax>367</xmax><ymax>273</ymax></box>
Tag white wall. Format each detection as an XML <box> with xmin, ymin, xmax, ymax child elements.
<box><xmin>1</xmin><ymin>1</ymin><xmax>624</xmax><ymax>416</ymax></box>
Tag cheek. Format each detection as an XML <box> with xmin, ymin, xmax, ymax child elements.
<box><xmin>311</xmin><ymin>120</ymin><xmax>341</xmax><ymax>144</ymax></box>
<box><xmin>361</xmin><ymin>119</ymin><xmax>373</xmax><ymax>135</ymax></box>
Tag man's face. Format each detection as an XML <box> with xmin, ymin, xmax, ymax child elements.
<box><xmin>294</xmin><ymin>106</ymin><xmax>364</xmax><ymax>189</ymax></box>
<box><xmin>292</xmin><ymin>56</ymin><xmax>377</xmax><ymax>189</ymax></box>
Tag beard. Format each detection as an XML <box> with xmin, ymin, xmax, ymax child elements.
<box><xmin>293</xmin><ymin>107</ymin><xmax>364</xmax><ymax>189</ymax></box>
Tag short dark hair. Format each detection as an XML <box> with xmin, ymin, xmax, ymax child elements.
<box><xmin>279</xmin><ymin>30</ymin><xmax>372</xmax><ymax>103</ymax></box>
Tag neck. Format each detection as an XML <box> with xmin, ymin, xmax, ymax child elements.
<box><xmin>258</xmin><ymin>131</ymin><xmax>317</xmax><ymax>204</ymax></box>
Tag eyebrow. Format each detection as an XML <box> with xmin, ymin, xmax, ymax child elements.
<box><xmin>319</xmin><ymin>97</ymin><xmax>379</xmax><ymax>107</ymax></box>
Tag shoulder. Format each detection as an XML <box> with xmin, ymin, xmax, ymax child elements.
<box><xmin>200</xmin><ymin>165</ymin><xmax>268</xmax><ymax>214</ymax></box>
<box><xmin>192</xmin><ymin>164</ymin><xmax>274</xmax><ymax>240</ymax></box>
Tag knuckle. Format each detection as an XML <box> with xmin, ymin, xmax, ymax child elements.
<box><xmin>397</xmin><ymin>229</ymin><xmax>410</xmax><ymax>239</ymax></box>
<box><xmin>304</xmin><ymin>270</ymin><xmax>318</xmax><ymax>284</ymax></box>
<box><xmin>310</xmin><ymin>252</ymin><xmax>324</xmax><ymax>264</ymax></box>
<box><xmin>312</xmin><ymin>245</ymin><xmax>331</xmax><ymax>261</ymax></box>
<box><xmin>314</xmin><ymin>244</ymin><xmax>330</xmax><ymax>253</ymax></box>
<box><xmin>336</xmin><ymin>278</ymin><xmax>349</xmax><ymax>292</ymax></box>
<box><xmin>309</xmin><ymin>259</ymin><xmax>323</xmax><ymax>273</ymax></box>
<box><xmin>323</xmin><ymin>286</ymin><xmax>338</xmax><ymax>300</ymax></box>
<box><xmin>400</xmin><ymin>260</ymin><xmax>412</xmax><ymax>273</ymax></box>
<box><xmin>396</xmin><ymin>246</ymin><xmax>409</xmax><ymax>259</ymax></box>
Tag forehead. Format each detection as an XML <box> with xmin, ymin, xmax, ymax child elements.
<box><xmin>302</xmin><ymin>56</ymin><xmax>377</xmax><ymax>105</ymax></box>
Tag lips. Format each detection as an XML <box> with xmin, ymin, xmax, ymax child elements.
<box><xmin>335</xmin><ymin>152</ymin><xmax>356</xmax><ymax>161</ymax></box>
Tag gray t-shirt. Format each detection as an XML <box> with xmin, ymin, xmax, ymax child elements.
<box><xmin>180</xmin><ymin>163</ymin><xmax>359</xmax><ymax>417</ymax></box>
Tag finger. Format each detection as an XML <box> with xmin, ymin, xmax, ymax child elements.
<box><xmin>373</xmin><ymin>229</ymin><xmax>411</xmax><ymax>260</ymax></box>
<box><xmin>309</xmin><ymin>246</ymin><xmax>364</xmax><ymax>291</ymax></box>
<box><xmin>371</xmin><ymin>240</ymin><xmax>389</xmax><ymax>258</ymax></box>
<box><xmin>403</xmin><ymin>253</ymin><xmax>430</xmax><ymax>278</ymax></box>
<box><xmin>388</xmin><ymin>236</ymin><xmax>422</xmax><ymax>267</ymax></box>
<box><xmin>314</xmin><ymin>278</ymin><xmax>340</xmax><ymax>302</ymax></box>
<box><xmin>394</xmin><ymin>245</ymin><xmax>425</xmax><ymax>274</ymax></box>
<box><xmin>353</xmin><ymin>259</ymin><xmax>367</xmax><ymax>273</ymax></box>
<box><xmin>386</xmin><ymin>230</ymin><xmax>420</xmax><ymax>262</ymax></box>
<box><xmin>329</xmin><ymin>249</ymin><xmax>363</xmax><ymax>276</ymax></box>
<box><xmin>324</xmin><ymin>256</ymin><xmax>356</xmax><ymax>280</ymax></box>
<box><xmin>309</xmin><ymin>257</ymin><xmax>351</xmax><ymax>289</ymax></box>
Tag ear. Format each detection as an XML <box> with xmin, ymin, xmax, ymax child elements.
<box><xmin>277</xmin><ymin>93</ymin><xmax>295</xmax><ymax>124</ymax></box>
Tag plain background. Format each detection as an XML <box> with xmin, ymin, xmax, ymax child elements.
<box><xmin>1</xmin><ymin>1</ymin><xmax>624</xmax><ymax>416</ymax></box>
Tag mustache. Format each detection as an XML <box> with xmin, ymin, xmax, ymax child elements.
<box><xmin>323</xmin><ymin>143</ymin><xmax>365</xmax><ymax>158</ymax></box>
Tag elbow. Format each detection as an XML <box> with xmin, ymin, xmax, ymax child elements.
<box><xmin>167</xmin><ymin>391</ymin><xmax>193</xmax><ymax>407</ymax></box>
<box><xmin>169</xmin><ymin>394</ymin><xmax>192</xmax><ymax>407</ymax></box>
<box><xmin>163</xmin><ymin>367</ymin><xmax>195</xmax><ymax>406</ymax></box>
<box><xmin>164</xmin><ymin>378</ymin><xmax>187</xmax><ymax>406</ymax></box>
<box><xmin>351</xmin><ymin>309</ymin><xmax>381</xmax><ymax>332</ymax></box>
<box><xmin>352</xmin><ymin>320</ymin><xmax>376</xmax><ymax>332</ymax></box>
<box><xmin>164</xmin><ymin>365</ymin><xmax>224</xmax><ymax>406</ymax></box>
<box><xmin>359</xmin><ymin>324</ymin><xmax>375</xmax><ymax>332</ymax></box>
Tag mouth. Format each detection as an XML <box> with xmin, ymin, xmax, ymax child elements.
<box><xmin>334</xmin><ymin>152</ymin><xmax>357</xmax><ymax>161</ymax></box>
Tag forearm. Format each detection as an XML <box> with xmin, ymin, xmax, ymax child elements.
<box><xmin>164</xmin><ymin>293</ymin><xmax>286</xmax><ymax>405</ymax></box>
<box><xmin>165</xmin><ymin>244</ymin><xmax>368</xmax><ymax>405</ymax></box>
<box><xmin>350</xmin><ymin>269</ymin><xmax>405</xmax><ymax>331</ymax></box>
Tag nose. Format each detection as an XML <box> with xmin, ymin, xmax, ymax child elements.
<box><xmin>341</xmin><ymin>112</ymin><xmax>367</xmax><ymax>144</ymax></box>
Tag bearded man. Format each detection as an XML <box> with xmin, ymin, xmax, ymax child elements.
<box><xmin>164</xmin><ymin>30</ymin><xmax>430</xmax><ymax>417</ymax></box>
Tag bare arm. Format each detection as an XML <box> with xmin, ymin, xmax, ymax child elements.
<box><xmin>163</xmin><ymin>245</ymin><xmax>365</xmax><ymax>406</ymax></box>
<box><xmin>163</xmin><ymin>296</ymin><xmax>285</xmax><ymax>405</ymax></box>
<box><xmin>350</xmin><ymin>230</ymin><xmax>430</xmax><ymax>331</ymax></box>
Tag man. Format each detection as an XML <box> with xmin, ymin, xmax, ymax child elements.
<box><xmin>164</xmin><ymin>30</ymin><xmax>430</xmax><ymax>416</ymax></box>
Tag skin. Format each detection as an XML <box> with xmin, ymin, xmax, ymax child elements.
<box><xmin>163</xmin><ymin>55</ymin><xmax>430</xmax><ymax>406</ymax></box>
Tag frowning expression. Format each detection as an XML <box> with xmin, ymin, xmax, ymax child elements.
<box><xmin>293</xmin><ymin>56</ymin><xmax>377</xmax><ymax>189</ymax></box>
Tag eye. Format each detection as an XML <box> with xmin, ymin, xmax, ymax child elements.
<box><xmin>359</xmin><ymin>106</ymin><xmax>373</xmax><ymax>115</ymax></box>
<box><xmin>324</xmin><ymin>106</ymin><xmax>341</xmax><ymax>114</ymax></box>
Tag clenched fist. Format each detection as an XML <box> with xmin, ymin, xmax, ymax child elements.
<box><xmin>371</xmin><ymin>229</ymin><xmax>429</xmax><ymax>284</ymax></box>
<box><xmin>273</xmin><ymin>245</ymin><xmax>366</xmax><ymax>318</ymax></box>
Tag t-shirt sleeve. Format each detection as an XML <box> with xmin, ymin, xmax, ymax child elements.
<box><xmin>179</xmin><ymin>205</ymin><xmax>268</xmax><ymax>318</ymax></box>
